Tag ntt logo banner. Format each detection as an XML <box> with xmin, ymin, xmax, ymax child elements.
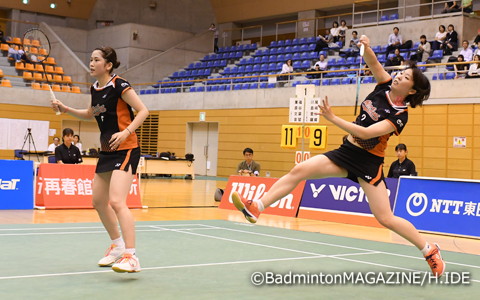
<box><xmin>394</xmin><ymin>177</ymin><xmax>480</xmax><ymax>238</ymax></box>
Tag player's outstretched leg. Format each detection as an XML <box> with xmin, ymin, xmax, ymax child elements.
<box><xmin>231</xmin><ymin>191</ymin><xmax>261</xmax><ymax>223</ymax></box>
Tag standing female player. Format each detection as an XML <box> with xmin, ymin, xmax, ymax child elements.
<box><xmin>232</xmin><ymin>35</ymin><xmax>445</xmax><ymax>277</ymax></box>
<box><xmin>51</xmin><ymin>47</ymin><xmax>149</xmax><ymax>273</ymax></box>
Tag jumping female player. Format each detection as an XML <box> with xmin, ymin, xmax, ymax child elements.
<box><xmin>232</xmin><ymin>35</ymin><xmax>445</xmax><ymax>277</ymax></box>
<box><xmin>51</xmin><ymin>47</ymin><xmax>149</xmax><ymax>273</ymax></box>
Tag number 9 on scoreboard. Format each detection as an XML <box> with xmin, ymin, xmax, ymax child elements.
<box><xmin>305</xmin><ymin>125</ymin><xmax>327</xmax><ymax>150</ymax></box>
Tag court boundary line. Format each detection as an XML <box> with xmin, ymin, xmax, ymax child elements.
<box><xmin>198</xmin><ymin>223</ymin><xmax>480</xmax><ymax>270</ymax></box>
<box><xmin>0</xmin><ymin>253</ymin><xmax>381</xmax><ymax>281</ymax></box>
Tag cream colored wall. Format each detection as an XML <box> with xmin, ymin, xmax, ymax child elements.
<box><xmin>154</xmin><ymin>104</ymin><xmax>480</xmax><ymax>180</ymax></box>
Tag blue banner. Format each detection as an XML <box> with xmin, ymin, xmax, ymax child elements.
<box><xmin>0</xmin><ymin>160</ymin><xmax>34</xmax><ymax>209</ymax></box>
<box><xmin>299</xmin><ymin>177</ymin><xmax>398</xmax><ymax>215</ymax></box>
<box><xmin>394</xmin><ymin>177</ymin><xmax>480</xmax><ymax>238</ymax></box>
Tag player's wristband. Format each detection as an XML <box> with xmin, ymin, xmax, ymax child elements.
<box><xmin>125</xmin><ymin>128</ymin><xmax>132</xmax><ymax>135</ymax></box>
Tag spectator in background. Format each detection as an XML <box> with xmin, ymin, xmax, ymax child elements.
<box><xmin>385</xmin><ymin>48</ymin><xmax>404</xmax><ymax>68</ymax></box>
<box><xmin>473</xmin><ymin>41</ymin><xmax>480</xmax><ymax>57</ymax></box>
<box><xmin>55</xmin><ymin>128</ymin><xmax>83</xmax><ymax>164</ymax></box>
<box><xmin>411</xmin><ymin>35</ymin><xmax>431</xmax><ymax>62</ymax></box>
<box><xmin>8</xmin><ymin>45</ymin><xmax>21</xmax><ymax>62</ymax></box>
<box><xmin>441</xmin><ymin>24</ymin><xmax>458</xmax><ymax>55</ymax></box>
<box><xmin>467</xmin><ymin>54</ymin><xmax>480</xmax><ymax>78</ymax></box>
<box><xmin>314</xmin><ymin>54</ymin><xmax>328</xmax><ymax>71</ymax></box>
<box><xmin>309</xmin><ymin>54</ymin><xmax>328</xmax><ymax>79</ymax></box>
<box><xmin>454</xmin><ymin>54</ymin><xmax>469</xmax><ymax>79</ymax></box>
<box><xmin>73</xmin><ymin>134</ymin><xmax>83</xmax><ymax>153</ymax></box>
<box><xmin>279</xmin><ymin>59</ymin><xmax>294</xmax><ymax>81</ymax></box>
<box><xmin>361</xmin><ymin>64</ymin><xmax>372</xmax><ymax>76</ymax></box>
<box><xmin>47</xmin><ymin>137</ymin><xmax>61</xmax><ymax>152</ymax></box>
<box><xmin>0</xmin><ymin>26</ymin><xmax>6</xmax><ymax>43</ymax></box>
<box><xmin>386</xmin><ymin>27</ymin><xmax>412</xmax><ymax>56</ymax></box>
<box><xmin>330</xmin><ymin>21</ymin><xmax>340</xmax><ymax>43</ymax></box>
<box><xmin>237</xmin><ymin>148</ymin><xmax>261</xmax><ymax>176</ymax></box>
<box><xmin>387</xmin><ymin>144</ymin><xmax>417</xmax><ymax>178</ymax></box>
<box><xmin>208</xmin><ymin>23</ymin><xmax>219</xmax><ymax>53</ymax></box>
<box><xmin>459</xmin><ymin>40</ymin><xmax>473</xmax><ymax>62</ymax></box>
<box><xmin>314</xmin><ymin>29</ymin><xmax>335</xmax><ymax>52</ymax></box>
<box><xmin>341</xmin><ymin>31</ymin><xmax>360</xmax><ymax>57</ymax></box>
<box><xmin>461</xmin><ymin>0</ymin><xmax>473</xmax><ymax>13</ymax></box>
<box><xmin>338</xmin><ymin>20</ymin><xmax>348</xmax><ymax>44</ymax></box>
<box><xmin>432</xmin><ymin>25</ymin><xmax>447</xmax><ymax>51</ymax></box>
<box><xmin>441</xmin><ymin>1</ymin><xmax>460</xmax><ymax>13</ymax></box>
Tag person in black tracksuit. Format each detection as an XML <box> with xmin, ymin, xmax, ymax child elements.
<box><xmin>387</xmin><ymin>143</ymin><xmax>417</xmax><ymax>178</ymax></box>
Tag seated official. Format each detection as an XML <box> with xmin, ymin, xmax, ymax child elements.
<box><xmin>47</xmin><ymin>136</ymin><xmax>61</xmax><ymax>152</ymax></box>
<box><xmin>237</xmin><ymin>147</ymin><xmax>261</xmax><ymax>176</ymax></box>
<box><xmin>387</xmin><ymin>143</ymin><xmax>417</xmax><ymax>178</ymax></box>
<box><xmin>55</xmin><ymin>128</ymin><xmax>83</xmax><ymax>164</ymax></box>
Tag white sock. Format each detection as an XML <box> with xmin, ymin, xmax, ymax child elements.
<box><xmin>254</xmin><ymin>200</ymin><xmax>265</xmax><ymax>212</ymax></box>
<box><xmin>112</xmin><ymin>237</ymin><xmax>125</xmax><ymax>248</ymax></box>
<box><xmin>125</xmin><ymin>248</ymin><xmax>136</xmax><ymax>255</ymax></box>
<box><xmin>420</xmin><ymin>243</ymin><xmax>431</xmax><ymax>256</ymax></box>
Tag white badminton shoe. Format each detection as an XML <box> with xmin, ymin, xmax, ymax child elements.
<box><xmin>112</xmin><ymin>253</ymin><xmax>142</xmax><ymax>273</ymax></box>
<box><xmin>98</xmin><ymin>244</ymin><xmax>125</xmax><ymax>267</ymax></box>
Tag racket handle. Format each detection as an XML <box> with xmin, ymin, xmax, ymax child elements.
<box><xmin>49</xmin><ymin>85</ymin><xmax>61</xmax><ymax>115</ymax></box>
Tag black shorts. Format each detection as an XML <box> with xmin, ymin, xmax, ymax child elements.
<box><xmin>96</xmin><ymin>147</ymin><xmax>140</xmax><ymax>174</ymax></box>
<box><xmin>323</xmin><ymin>139</ymin><xmax>385</xmax><ymax>186</ymax></box>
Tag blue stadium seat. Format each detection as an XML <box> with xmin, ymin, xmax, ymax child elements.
<box><xmin>429</xmin><ymin>50</ymin><xmax>443</xmax><ymax>61</ymax></box>
<box><xmin>292</xmin><ymin>81</ymin><xmax>301</xmax><ymax>87</ymax></box>
<box><xmin>218</xmin><ymin>85</ymin><xmax>226</xmax><ymax>91</ymax></box>
<box><xmin>284</xmin><ymin>46</ymin><xmax>293</xmax><ymax>54</ymax></box>
<box><xmin>299</xmin><ymin>37</ymin><xmax>307</xmax><ymax>44</ymax></box>
<box><xmin>377</xmin><ymin>54</ymin><xmax>386</xmax><ymax>63</ymax></box>
<box><xmin>445</xmin><ymin>72</ymin><xmax>455</xmax><ymax>80</ymax></box>
<box><xmin>301</xmin><ymin>60</ymin><xmax>311</xmax><ymax>69</ymax></box>
<box><xmin>249</xmin><ymin>83</ymin><xmax>258</xmax><ymax>89</ymax></box>
<box><xmin>311</xmin><ymin>79</ymin><xmax>320</xmax><ymax>86</ymax></box>
<box><xmin>293</xmin><ymin>60</ymin><xmax>302</xmax><ymax>69</ymax></box>
<box><xmin>292</xmin><ymin>38</ymin><xmax>300</xmax><ymax>45</ymax></box>
<box><xmin>267</xmin><ymin>83</ymin><xmax>276</xmax><ymax>88</ymax></box>
<box><xmin>390</xmin><ymin>13</ymin><xmax>399</xmax><ymax>20</ymax></box>
<box><xmin>196</xmin><ymin>86</ymin><xmax>205</xmax><ymax>92</ymax></box>
<box><xmin>331</xmin><ymin>78</ymin><xmax>341</xmax><ymax>85</ymax></box>
<box><xmin>284</xmin><ymin>39</ymin><xmax>292</xmax><ymax>46</ymax></box>
<box><xmin>269</xmin><ymin>48</ymin><xmax>278</xmax><ymax>55</ymax></box>
<box><xmin>371</xmin><ymin>45</ymin><xmax>381</xmax><ymax>53</ymax></box>
<box><xmin>322</xmin><ymin>79</ymin><xmax>331</xmax><ymax>86</ymax></box>
<box><xmin>380</xmin><ymin>15</ymin><xmax>389</xmax><ymax>21</ymax></box>
<box><xmin>270</xmin><ymin>41</ymin><xmax>278</xmax><ymax>48</ymax></box>
<box><xmin>233</xmin><ymin>84</ymin><xmax>242</xmax><ymax>90</ymax></box>
<box><xmin>260</xmin><ymin>83</ymin><xmax>268</xmax><ymax>89</ymax></box>
<box><xmin>277</xmin><ymin>40</ymin><xmax>285</xmax><ymax>47</ymax></box>
<box><xmin>319</xmin><ymin>50</ymin><xmax>328</xmax><ymax>58</ymax></box>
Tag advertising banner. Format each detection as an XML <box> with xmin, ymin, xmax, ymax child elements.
<box><xmin>394</xmin><ymin>176</ymin><xmax>480</xmax><ymax>238</ymax></box>
<box><xmin>0</xmin><ymin>160</ymin><xmax>34</xmax><ymax>209</ymax></box>
<box><xmin>35</xmin><ymin>164</ymin><xmax>142</xmax><ymax>209</ymax></box>
<box><xmin>219</xmin><ymin>175</ymin><xmax>305</xmax><ymax>218</ymax></box>
<box><xmin>297</xmin><ymin>178</ymin><xmax>398</xmax><ymax>227</ymax></box>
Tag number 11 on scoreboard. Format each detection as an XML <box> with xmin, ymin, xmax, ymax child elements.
<box><xmin>281</xmin><ymin>125</ymin><xmax>302</xmax><ymax>148</ymax></box>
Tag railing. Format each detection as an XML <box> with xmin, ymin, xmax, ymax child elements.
<box><xmin>128</xmin><ymin>60</ymin><xmax>478</xmax><ymax>93</ymax></box>
<box><xmin>1</xmin><ymin>60</ymin><xmax>477</xmax><ymax>93</ymax></box>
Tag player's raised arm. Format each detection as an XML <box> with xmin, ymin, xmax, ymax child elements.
<box><xmin>358</xmin><ymin>35</ymin><xmax>391</xmax><ymax>84</ymax></box>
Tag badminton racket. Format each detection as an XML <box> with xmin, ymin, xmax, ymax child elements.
<box><xmin>22</xmin><ymin>28</ymin><xmax>60</xmax><ymax>115</ymax></box>
<box><xmin>354</xmin><ymin>44</ymin><xmax>365</xmax><ymax>115</ymax></box>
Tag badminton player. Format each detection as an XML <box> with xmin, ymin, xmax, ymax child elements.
<box><xmin>232</xmin><ymin>35</ymin><xmax>445</xmax><ymax>277</ymax></box>
<box><xmin>51</xmin><ymin>47</ymin><xmax>148</xmax><ymax>273</ymax></box>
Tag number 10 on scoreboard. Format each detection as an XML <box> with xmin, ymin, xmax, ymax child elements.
<box><xmin>281</xmin><ymin>125</ymin><xmax>327</xmax><ymax>149</ymax></box>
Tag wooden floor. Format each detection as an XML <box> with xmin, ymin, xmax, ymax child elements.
<box><xmin>0</xmin><ymin>178</ymin><xmax>478</xmax><ymax>255</ymax></box>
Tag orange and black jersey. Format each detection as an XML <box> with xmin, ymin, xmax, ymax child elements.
<box><xmin>352</xmin><ymin>79</ymin><xmax>408</xmax><ymax>157</ymax></box>
<box><xmin>91</xmin><ymin>74</ymin><xmax>139</xmax><ymax>152</ymax></box>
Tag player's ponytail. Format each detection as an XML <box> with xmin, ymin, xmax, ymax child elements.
<box><xmin>95</xmin><ymin>46</ymin><xmax>121</xmax><ymax>73</ymax></box>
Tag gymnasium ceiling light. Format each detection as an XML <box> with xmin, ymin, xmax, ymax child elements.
<box><xmin>50</xmin><ymin>2</ymin><xmax>57</xmax><ymax>9</ymax></box>
<box><xmin>22</xmin><ymin>0</ymin><xmax>29</xmax><ymax>4</ymax></box>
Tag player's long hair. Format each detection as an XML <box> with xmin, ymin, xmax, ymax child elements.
<box><xmin>405</xmin><ymin>61</ymin><xmax>430</xmax><ymax>108</ymax></box>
